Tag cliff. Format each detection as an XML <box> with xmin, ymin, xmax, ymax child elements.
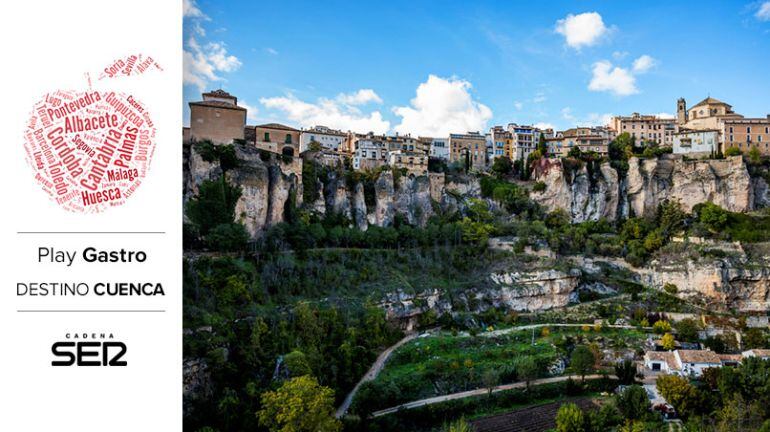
<box><xmin>184</xmin><ymin>144</ymin><xmax>481</xmax><ymax>238</ymax></box>
<box><xmin>532</xmin><ymin>155</ymin><xmax>761</xmax><ymax>222</ymax></box>
<box><xmin>377</xmin><ymin>267</ymin><xmax>581</xmax><ymax>330</ymax></box>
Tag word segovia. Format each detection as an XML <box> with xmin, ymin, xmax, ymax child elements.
<box><xmin>182</xmin><ymin>3</ymin><xmax>770</xmax><ymax>432</ymax></box>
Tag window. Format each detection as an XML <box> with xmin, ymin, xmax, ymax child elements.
<box><xmin>748</xmin><ymin>127</ymin><xmax>752</xmax><ymax>134</ymax></box>
<box><xmin>729</xmin><ymin>127</ymin><xmax>733</xmax><ymax>133</ymax></box>
<box><xmin>264</xmin><ymin>132</ymin><xmax>270</xmax><ymax>142</ymax></box>
<box><xmin>285</xmin><ymin>134</ymin><xmax>293</xmax><ymax>144</ymax></box>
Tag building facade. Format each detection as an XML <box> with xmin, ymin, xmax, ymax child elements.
<box><xmin>424</xmin><ymin>137</ymin><xmax>449</xmax><ymax>160</ymax></box>
<box><xmin>610</xmin><ymin>113</ymin><xmax>678</xmax><ymax>147</ymax></box>
<box><xmin>251</xmin><ymin>123</ymin><xmax>301</xmax><ymax>157</ymax></box>
<box><xmin>188</xmin><ymin>89</ymin><xmax>246</xmax><ymax>144</ymax></box>
<box><xmin>352</xmin><ymin>137</ymin><xmax>388</xmax><ymax>171</ymax></box>
<box><xmin>449</xmin><ymin>132</ymin><xmax>487</xmax><ymax>170</ymax></box>
<box><xmin>489</xmin><ymin>126</ymin><xmax>514</xmax><ymax>160</ymax></box>
<box><xmin>300</xmin><ymin>126</ymin><xmax>348</xmax><ymax>153</ymax></box>
<box><xmin>673</xmin><ymin>129</ymin><xmax>719</xmax><ymax>156</ymax></box>
<box><xmin>721</xmin><ymin>116</ymin><xmax>770</xmax><ymax>156</ymax></box>
<box><xmin>388</xmin><ymin>150</ymin><xmax>429</xmax><ymax>176</ymax></box>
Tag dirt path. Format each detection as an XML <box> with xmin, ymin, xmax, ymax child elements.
<box><xmin>335</xmin><ymin>332</ymin><xmax>422</xmax><ymax>418</ymax></box>
<box><xmin>371</xmin><ymin>374</ymin><xmax>611</xmax><ymax>417</ymax></box>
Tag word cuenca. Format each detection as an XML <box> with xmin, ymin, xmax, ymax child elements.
<box><xmin>17</xmin><ymin>282</ymin><xmax>165</xmax><ymax>296</ymax></box>
<box><xmin>39</xmin><ymin>247</ymin><xmax>147</xmax><ymax>267</ymax></box>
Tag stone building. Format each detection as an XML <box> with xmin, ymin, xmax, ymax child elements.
<box><xmin>388</xmin><ymin>150</ymin><xmax>429</xmax><ymax>176</ymax></box>
<box><xmin>425</xmin><ymin>136</ymin><xmax>449</xmax><ymax>160</ymax></box>
<box><xmin>188</xmin><ymin>89</ymin><xmax>247</xmax><ymax>144</ymax></box>
<box><xmin>610</xmin><ymin>113</ymin><xmax>678</xmax><ymax>147</ymax></box>
<box><xmin>489</xmin><ymin>125</ymin><xmax>514</xmax><ymax>160</ymax></box>
<box><xmin>252</xmin><ymin>123</ymin><xmax>301</xmax><ymax>157</ymax></box>
<box><xmin>721</xmin><ymin>116</ymin><xmax>770</xmax><ymax>156</ymax></box>
<box><xmin>352</xmin><ymin>136</ymin><xmax>388</xmax><ymax>170</ymax></box>
<box><xmin>548</xmin><ymin>127</ymin><xmax>611</xmax><ymax>157</ymax></box>
<box><xmin>449</xmin><ymin>132</ymin><xmax>487</xmax><ymax>170</ymax></box>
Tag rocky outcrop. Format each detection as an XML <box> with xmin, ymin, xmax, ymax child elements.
<box><xmin>638</xmin><ymin>259</ymin><xmax>770</xmax><ymax>312</ymax></box>
<box><xmin>531</xmin><ymin>159</ymin><xmax>622</xmax><ymax>222</ymax></box>
<box><xmin>532</xmin><ymin>155</ymin><xmax>757</xmax><ymax>222</ymax></box>
<box><xmin>378</xmin><ymin>268</ymin><xmax>580</xmax><ymax>330</ymax></box>
<box><xmin>627</xmin><ymin>155</ymin><xmax>752</xmax><ymax>217</ymax></box>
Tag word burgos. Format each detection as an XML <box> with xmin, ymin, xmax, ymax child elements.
<box><xmin>51</xmin><ymin>332</ymin><xmax>127</xmax><ymax>367</ymax></box>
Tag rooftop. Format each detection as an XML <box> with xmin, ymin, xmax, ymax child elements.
<box><xmin>691</xmin><ymin>96</ymin><xmax>731</xmax><ymax>109</ymax></box>
<box><xmin>189</xmin><ymin>100</ymin><xmax>246</xmax><ymax>111</ymax></box>
<box><xmin>676</xmin><ymin>350</ymin><xmax>721</xmax><ymax>364</ymax></box>
<box><xmin>254</xmin><ymin>123</ymin><xmax>300</xmax><ymax>132</ymax></box>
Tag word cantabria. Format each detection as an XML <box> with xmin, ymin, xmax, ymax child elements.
<box><xmin>23</xmin><ymin>55</ymin><xmax>158</xmax><ymax>213</ymax></box>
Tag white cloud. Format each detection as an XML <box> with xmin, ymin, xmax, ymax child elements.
<box><xmin>265</xmin><ymin>47</ymin><xmax>278</xmax><ymax>55</ymax></box>
<box><xmin>336</xmin><ymin>89</ymin><xmax>383</xmax><ymax>105</ymax></box>
<box><xmin>534</xmin><ymin>122</ymin><xmax>555</xmax><ymax>130</ymax></box>
<box><xmin>392</xmin><ymin>75</ymin><xmax>493</xmax><ymax>136</ymax></box>
<box><xmin>555</xmin><ymin>12</ymin><xmax>609</xmax><ymax>49</ymax></box>
<box><xmin>183</xmin><ymin>0</ymin><xmax>207</xmax><ymax>19</ymax></box>
<box><xmin>514</xmin><ymin>101</ymin><xmax>523</xmax><ymax>110</ymax></box>
<box><xmin>655</xmin><ymin>112</ymin><xmax>675</xmax><ymax>119</ymax></box>
<box><xmin>588</xmin><ymin>60</ymin><xmax>638</xmax><ymax>96</ymax></box>
<box><xmin>577</xmin><ymin>113</ymin><xmax>614</xmax><ymax>127</ymax></box>
<box><xmin>561</xmin><ymin>107</ymin><xmax>576</xmax><ymax>122</ymax></box>
<box><xmin>757</xmin><ymin>1</ymin><xmax>770</xmax><ymax>20</ymax></box>
<box><xmin>632</xmin><ymin>55</ymin><xmax>657</xmax><ymax>73</ymax></box>
<box><xmin>533</xmin><ymin>92</ymin><xmax>547</xmax><ymax>103</ymax></box>
<box><xmin>183</xmin><ymin>37</ymin><xmax>242</xmax><ymax>90</ymax></box>
<box><xmin>260</xmin><ymin>93</ymin><xmax>390</xmax><ymax>134</ymax></box>
<box><xmin>612</xmin><ymin>51</ymin><xmax>629</xmax><ymax>60</ymax></box>
<box><xmin>239</xmin><ymin>100</ymin><xmax>259</xmax><ymax>122</ymax></box>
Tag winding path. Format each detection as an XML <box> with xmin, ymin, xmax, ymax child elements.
<box><xmin>371</xmin><ymin>374</ymin><xmax>611</xmax><ymax>417</ymax></box>
<box><xmin>335</xmin><ymin>332</ymin><xmax>422</xmax><ymax>418</ymax></box>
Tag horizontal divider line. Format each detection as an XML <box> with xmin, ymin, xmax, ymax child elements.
<box><xmin>17</xmin><ymin>231</ymin><xmax>166</xmax><ymax>234</ymax></box>
<box><xmin>17</xmin><ymin>309</ymin><xmax>166</xmax><ymax>313</ymax></box>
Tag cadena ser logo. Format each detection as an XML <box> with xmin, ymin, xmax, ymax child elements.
<box><xmin>51</xmin><ymin>332</ymin><xmax>127</xmax><ymax>367</ymax></box>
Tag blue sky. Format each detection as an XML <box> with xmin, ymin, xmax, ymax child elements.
<box><xmin>183</xmin><ymin>0</ymin><xmax>770</xmax><ymax>134</ymax></box>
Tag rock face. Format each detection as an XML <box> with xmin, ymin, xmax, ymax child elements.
<box><xmin>638</xmin><ymin>259</ymin><xmax>770</xmax><ymax>312</ymax></box>
<box><xmin>531</xmin><ymin>159</ymin><xmax>621</xmax><ymax>222</ymax></box>
<box><xmin>377</xmin><ymin>268</ymin><xmax>580</xmax><ymax>330</ymax></box>
<box><xmin>532</xmin><ymin>155</ymin><xmax>758</xmax><ymax>222</ymax></box>
<box><xmin>627</xmin><ymin>155</ymin><xmax>752</xmax><ymax>217</ymax></box>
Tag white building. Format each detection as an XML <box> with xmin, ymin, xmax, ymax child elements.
<box><xmin>673</xmin><ymin>129</ymin><xmax>719</xmax><ymax>156</ymax></box>
<box><xmin>507</xmin><ymin>124</ymin><xmax>542</xmax><ymax>161</ymax></box>
<box><xmin>428</xmin><ymin>137</ymin><xmax>449</xmax><ymax>160</ymax></box>
<box><xmin>742</xmin><ymin>349</ymin><xmax>770</xmax><ymax>360</ymax></box>
<box><xmin>300</xmin><ymin>126</ymin><xmax>348</xmax><ymax>153</ymax></box>
<box><xmin>352</xmin><ymin>137</ymin><xmax>388</xmax><ymax>171</ymax></box>
<box><xmin>644</xmin><ymin>350</ymin><xmax>722</xmax><ymax>377</ymax></box>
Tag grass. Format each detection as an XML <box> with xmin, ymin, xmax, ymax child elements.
<box><xmin>359</xmin><ymin>326</ymin><xmax>648</xmax><ymax>411</ymax></box>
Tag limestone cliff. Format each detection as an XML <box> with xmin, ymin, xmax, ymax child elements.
<box><xmin>532</xmin><ymin>155</ymin><xmax>760</xmax><ymax>222</ymax></box>
<box><xmin>377</xmin><ymin>267</ymin><xmax>580</xmax><ymax>330</ymax></box>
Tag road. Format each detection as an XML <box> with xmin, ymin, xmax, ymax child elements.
<box><xmin>335</xmin><ymin>332</ymin><xmax>422</xmax><ymax>418</ymax></box>
<box><xmin>371</xmin><ymin>374</ymin><xmax>611</xmax><ymax>417</ymax></box>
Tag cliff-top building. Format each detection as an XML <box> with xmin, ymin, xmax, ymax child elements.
<box><xmin>449</xmin><ymin>132</ymin><xmax>487</xmax><ymax>170</ymax></box>
<box><xmin>610</xmin><ymin>112</ymin><xmax>678</xmax><ymax>147</ymax></box>
<box><xmin>299</xmin><ymin>125</ymin><xmax>348</xmax><ymax>153</ymax></box>
<box><xmin>188</xmin><ymin>89</ymin><xmax>247</xmax><ymax>144</ymax></box>
<box><xmin>250</xmin><ymin>123</ymin><xmax>301</xmax><ymax>157</ymax></box>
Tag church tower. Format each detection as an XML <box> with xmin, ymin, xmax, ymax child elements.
<box><xmin>677</xmin><ymin>97</ymin><xmax>687</xmax><ymax>125</ymax></box>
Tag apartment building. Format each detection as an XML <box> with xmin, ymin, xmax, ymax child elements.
<box><xmin>549</xmin><ymin>127</ymin><xmax>612</xmax><ymax>157</ymax></box>
<box><xmin>721</xmin><ymin>116</ymin><xmax>770</xmax><ymax>156</ymax></box>
<box><xmin>506</xmin><ymin>124</ymin><xmax>544</xmax><ymax>161</ymax></box>
<box><xmin>352</xmin><ymin>136</ymin><xmax>388</xmax><ymax>170</ymax></box>
<box><xmin>673</xmin><ymin>129</ymin><xmax>719</xmax><ymax>156</ymax></box>
<box><xmin>449</xmin><ymin>132</ymin><xmax>487</xmax><ymax>170</ymax></box>
<box><xmin>251</xmin><ymin>123</ymin><xmax>301</xmax><ymax>157</ymax></box>
<box><xmin>300</xmin><ymin>126</ymin><xmax>348</xmax><ymax>153</ymax></box>
<box><xmin>610</xmin><ymin>113</ymin><xmax>678</xmax><ymax>146</ymax></box>
<box><xmin>422</xmin><ymin>136</ymin><xmax>449</xmax><ymax>160</ymax></box>
<box><xmin>388</xmin><ymin>150</ymin><xmax>429</xmax><ymax>176</ymax></box>
<box><xmin>489</xmin><ymin>126</ymin><xmax>514</xmax><ymax>160</ymax></box>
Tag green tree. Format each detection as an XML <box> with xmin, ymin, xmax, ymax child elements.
<box><xmin>555</xmin><ymin>403</ymin><xmax>585</xmax><ymax>432</ymax></box>
<box><xmin>481</xmin><ymin>368</ymin><xmax>500</xmax><ymax>396</ymax></box>
<box><xmin>205</xmin><ymin>223</ymin><xmax>249</xmax><ymax>251</ymax></box>
<box><xmin>697</xmin><ymin>202</ymin><xmax>729</xmax><ymax>231</ymax></box>
<box><xmin>748</xmin><ymin>146</ymin><xmax>762</xmax><ymax>164</ymax></box>
<box><xmin>725</xmin><ymin>146</ymin><xmax>743</xmax><ymax>157</ymax></box>
<box><xmin>186</xmin><ymin>177</ymin><xmax>243</xmax><ymax>236</ymax></box>
<box><xmin>614</xmin><ymin>359</ymin><xmax>638</xmax><ymax>385</ymax></box>
<box><xmin>284</xmin><ymin>350</ymin><xmax>312</xmax><ymax>377</ymax></box>
<box><xmin>744</xmin><ymin>328</ymin><xmax>768</xmax><ymax>349</ymax></box>
<box><xmin>653</xmin><ymin>320</ymin><xmax>672</xmax><ymax>334</ymax></box>
<box><xmin>257</xmin><ymin>375</ymin><xmax>342</xmax><ymax>432</ymax></box>
<box><xmin>675</xmin><ymin>318</ymin><xmax>700</xmax><ymax>343</ymax></box>
<box><xmin>615</xmin><ymin>385</ymin><xmax>649</xmax><ymax>420</ymax></box>
<box><xmin>517</xmin><ymin>356</ymin><xmax>539</xmax><ymax>389</ymax></box>
<box><xmin>490</xmin><ymin>156</ymin><xmax>513</xmax><ymax>176</ymax></box>
<box><xmin>656</xmin><ymin>374</ymin><xmax>699</xmax><ymax>419</ymax></box>
<box><xmin>570</xmin><ymin>345</ymin><xmax>595</xmax><ymax>383</ymax></box>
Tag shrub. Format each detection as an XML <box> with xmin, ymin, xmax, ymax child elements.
<box><xmin>533</xmin><ymin>181</ymin><xmax>547</xmax><ymax>192</ymax></box>
<box><xmin>205</xmin><ymin>223</ymin><xmax>249</xmax><ymax>252</ymax></box>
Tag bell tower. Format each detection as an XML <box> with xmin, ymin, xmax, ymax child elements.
<box><xmin>677</xmin><ymin>97</ymin><xmax>687</xmax><ymax>125</ymax></box>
